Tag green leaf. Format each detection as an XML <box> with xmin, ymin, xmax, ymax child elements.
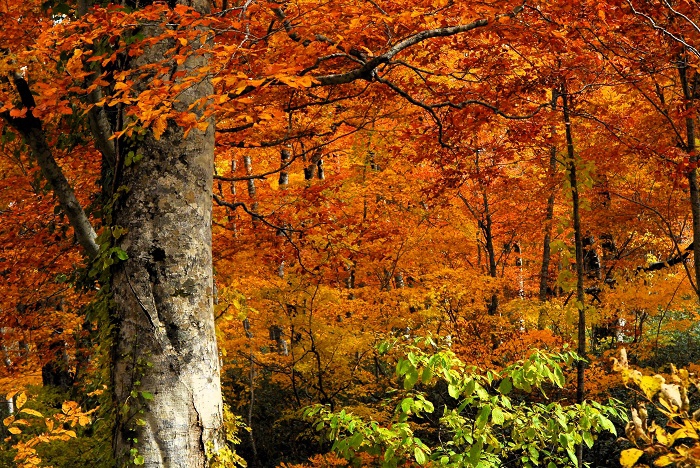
<box><xmin>464</xmin><ymin>379</ymin><xmax>476</xmax><ymax>396</ymax></box>
<box><xmin>582</xmin><ymin>431</ymin><xmax>594</xmax><ymax>448</ymax></box>
<box><xmin>414</xmin><ymin>446</ymin><xmax>427</xmax><ymax>465</ymax></box>
<box><xmin>558</xmin><ymin>433</ymin><xmax>569</xmax><ymax>448</ymax></box>
<box><xmin>404</xmin><ymin>368</ymin><xmax>419</xmax><ymax>390</ymax></box>
<box><xmin>378</xmin><ymin>341</ymin><xmax>392</xmax><ymax>354</ymax></box>
<box><xmin>599</xmin><ymin>416</ymin><xmax>616</xmax><ymax>435</ymax></box>
<box><xmin>384</xmin><ymin>447</ymin><xmax>395</xmax><ymax>462</ymax></box>
<box><xmin>448</xmin><ymin>384</ymin><xmax>460</xmax><ymax>399</ymax></box>
<box><xmin>140</xmin><ymin>391</ymin><xmax>154</xmax><ymax>400</ymax></box>
<box><xmin>491</xmin><ymin>406</ymin><xmax>504</xmax><ymax>425</ymax></box>
<box><xmin>468</xmin><ymin>438</ymin><xmax>483</xmax><ymax>465</ymax></box>
<box><xmin>498</xmin><ymin>378</ymin><xmax>512</xmax><ymax>394</ymax></box>
<box><xmin>401</xmin><ymin>398</ymin><xmax>414</xmax><ymax>414</ymax></box>
<box><xmin>476</xmin><ymin>405</ymin><xmax>491</xmax><ymax>430</ymax></box>
<box><xmin>422</xmin><ymin>366</ymin><xmax>433</xmax><ymax>383</ymax></box>
<box><xmin>125</xmin><ymin>151</ymin><xmax>135</xmax><ymax>167</ymax></box>
<box><xmin>134</xmin><ymin>455</ymin><xmax>145</xmax><ymax>465</ymax></box>
<box><xmin>348</xmin><ymin>431</ymin><xmax>363</xmax><ymax>449</ymax></box>
<box><xmin>553</xmin><ymin>365</ymin><xmax>565</xmax><ymax>387</ymax></box>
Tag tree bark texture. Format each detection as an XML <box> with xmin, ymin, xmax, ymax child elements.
<box><xmin>110</xmin><ymin>1</ymin><xmax>223</xmax><ymax>466</ymax></box>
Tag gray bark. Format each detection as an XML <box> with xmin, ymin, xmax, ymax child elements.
<box><xmin>110</xmin><ymin>1</ymin><xmax>223</xmax><ymax>465</ymax></box>
<box><xmin>243</xmin><ymin>155</ymin><xmax>259</xmax><ymax>227</ymax></box>
<box><xmin>279</xmin><ymin>148</ymin><xmax>290</xmax><ymax>187</ymax></box>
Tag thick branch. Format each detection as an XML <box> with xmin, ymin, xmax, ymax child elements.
<box><xmin>3</xmin><ymin>75</ymin><xmax>99</xmax><ymax>257</ymax></box>
<box><xmin>313</xmin><ymin>19</ymin><xmax>490</xmax><ymax>86</ymax></box>
<box><xmin>86</xmin><ymin>88</ymin><xmax>116</xmax><ymax>166</ymax></box>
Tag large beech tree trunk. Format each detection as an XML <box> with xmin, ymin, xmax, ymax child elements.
<box><xmin>110</xmin><ymin>0</ymin><xmax>223</xmax><ymax>465</ymax></box>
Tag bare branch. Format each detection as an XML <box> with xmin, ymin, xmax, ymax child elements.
<box><xmin>625</xmin><ymin>0</ymin><xmax>700</xmax><ymax>57</ymax></box>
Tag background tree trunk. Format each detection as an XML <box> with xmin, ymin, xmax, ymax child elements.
<box><xmin>562</xmin><ymin>85</ymin><xmax>586</xmax><ymax>468</ymax></box>
<box><xmin>538</xmin><ymin>89</ymin><xmax>559</xmax><ymax>314</ymax></box>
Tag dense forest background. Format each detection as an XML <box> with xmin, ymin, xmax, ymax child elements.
<box><xmin>1</xmin><ymin>0</ymin><xmax>700</xmax><ymax>466</ymax></box>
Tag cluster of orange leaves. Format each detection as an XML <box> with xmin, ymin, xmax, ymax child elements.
<box><xmin>3</xmin><ymin>390</ymin><xmax>97</xmax><ymax>467</ymax></box>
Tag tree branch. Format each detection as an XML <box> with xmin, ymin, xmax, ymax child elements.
<box><xmin>2</xmin><ymin>74</ymin><xmax>99</xmax><ymax>257</ymax></box>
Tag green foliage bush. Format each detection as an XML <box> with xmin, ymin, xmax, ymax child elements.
<box><xmin>305</xmin><ymin>337</ymin><xmax>626</xmax><ymax>467</ymax></box>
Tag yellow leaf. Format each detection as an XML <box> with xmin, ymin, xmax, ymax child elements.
<box><xmin>5</xmin><ymin>390</ymin><xmax>18</xmax><ymax>401</ymax></box>
<box><xmin>3</xmin><ymin>415</ymin><xmax>14</xmax><ymax>426</ymax></box>
<box><xmin>640</xmin><ymin>375</ymin><xmax>663</xmax><ymax>399</ymax></box>
<box><xmin>670</xmin><ymin>424</ymin><xmax>699</xmax><ymax>444</ymax></box>
<box><xmin>16</xmin><ymin>392</ymin><xmax>27</xmax><ymax>410</ymax></box>
<box><xmin>65</xmin><ymin>430</ymin><xmax>77</xmax><ymax>438</ymax></box>
<box><xmin>178</xmin><ymin>38</ymin><xmax>188</xmax><ymax>46</ymax></box>
<box><xmin>8</xmin><ymin>426</ymin><xmax>21</xmax><ymax>435</ymax></box>
<box><xmin>62</xmin><ymin>401</ymin><xmax>78</xmax><ymax>415</ymax></box>
<box><xmin>620</xmin><ymin>448</ymin><xmax>644</xmax><ymax>468</ymax></box>
<box><xmin>20</xmin><ymin>408</ymin><xmax>43</xmax><ymax>418</ymax></box>
<box><xmin>654</xmin><ymin>426</ymin><xmax>669</xmax><ymax>446</ymax></box>
<box><xmin>78</xmin><ymin>416</ymin><xmax>91</xmax><ymax>426</ymax></box>
<box><xmin>654</xmin><ymin>455</ymin><xmax>675</xmax><ymax>466</ymax></box>
<box><xmin>46</xmin><ymin>419</ymin><xmax>54</xmax><ymax>432</ymax></box>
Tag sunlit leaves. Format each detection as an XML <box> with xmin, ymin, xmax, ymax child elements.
<box><xmin>306</xmin><ymin>342</ymin><xmax>622</xmax><ymax>467</ymax></box>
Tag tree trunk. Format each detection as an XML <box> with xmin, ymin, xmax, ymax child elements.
<box><xmin>679</xmin><ymin>58</ymin><xmax>700</xmax><ymax>299</ymax></box>
<box><xmin>538</xmin><ymin>89</ymin><xmax>559</xmax><ymax>313</ymax></box>
<box><xmin>562</xmin><ymin>85</ymin><xmax>586</xmax><ymax>468</ymax></box>
<box><xmin>482</xmin><ymin>186</ymin><xmax>499</xmax><ymax>315</ymax></box>
<box><xmin>110</xmin><ymin>1</ymin><xmax>223</xmax><ymax>465</ymax></box>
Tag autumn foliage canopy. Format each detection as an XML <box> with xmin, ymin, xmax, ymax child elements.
<box><xmin>1</xmin><ymin>0</ymin><xmax>700</xmax><ymax>467</ymax></box>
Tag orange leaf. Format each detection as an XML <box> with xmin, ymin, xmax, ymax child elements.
<box><xmin>152</xmin><ymin>115</ymin><xmax>168</xmax><ymax>140</ymax></box>
<box><xmin>174</xmin><ymin>4</ymin><xmax>190</xmax><ymax>15</ymax></box>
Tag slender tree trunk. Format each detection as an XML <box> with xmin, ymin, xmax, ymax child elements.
<box><xmin>244</xmin><ymin>155</ymin><xmax>260</xmax><ymax>228</ymax></box>
<box><xmin>562</xmin><ymin>85</ymin><xmax>586</xmax><ymax>468</ymax></box>
<box><xmin>279</xmin><ymin>148</ymin><xmax>290</xmax><ymax>187</ymax></box>
<box><xmin>538</xmin><ymin>89</ymin><xmax>559</xmax><ymax>315</ymax></box>
<box><xmin>482</xmin><ymin>187</ymin><xmax>499</xmax><ymax>315</ymax></box>
<box><xmin>110</xmin><ymin>1</ymin><xmax>224</xmax><ymax>465</ymax></box>
<box><xmin>679</xmin><ymin>58</ymin><xmax>700</xmax><ymax>299</ymax></box>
